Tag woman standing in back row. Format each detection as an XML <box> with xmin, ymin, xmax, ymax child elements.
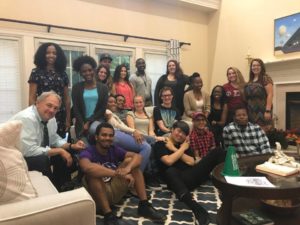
<box><xmin>223</xmin><ymin>67</ymin><xmax>246</xmax><ymax>123</ymax></box>
<box><xmin>244</xmin><ymin>58</ymin><xmax>273</xmax><ymax>131</ymax></box>
<box><xmin>154</xmin><ymin>59</ymin><xmax>189</xmax><ymax>116</ymax></box>
<box><xmin>111</xmin><ymin>64</ymin><xmax>135</xmax><ymax>110</ymax></box>
<box><xmin>28</xmin><ymin>42</ymin><xmax>70</xmax><ymax>138</ymax></box>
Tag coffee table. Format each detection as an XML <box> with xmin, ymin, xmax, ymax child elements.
<box><xmin>211</xmin><ymin>154</ymin><xmax>300</xmax><ymax>225</ymax></box>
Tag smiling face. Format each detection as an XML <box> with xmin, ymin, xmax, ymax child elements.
<box><xmin>95</xmin><ymin>127</ymin><xmax>114</xmax><ymax>150</ymax></box>
<box><xmin>98</xmin><ymin>67</ymin><xmax>107</xmax><ymax>81</ymax></box>
<box><xmin>161</xmin><ymin>89</ymin><xmax>173</xmax><ymax>105</ymax></box>
<box><xmin>107</xmin><ymin>96</ymin><xmax>117</xmax><ymax>112</ymax></box>
<box><xmin>251</xmin><ymin>60</ymin><xmax>262</xmax><ymax>76</ymax></box>
<box><xmin>36</xmin><ymin>95</ymin><xmax>60</xmax><ymax>122</ymax></box>
<box><xmin>167</xmin><ymin>61</ymin><xmax>176</xmax><ymax>74</ymax></box>
<box><xmin>136</xmin><ymin>59</ymin><xmax>146</xmax><ymax>72</ymax></box>
<box><xmin>80</xmin><ymin>63</ymin><xmax>95</xmax><ymax>83</ymax></box>
<box><xmin>234</xmin><ymin>108</ymin><xmax>249</xmax><ymax>126</ymax></box>
<box><xmin>133</xmin><ymin>96</ymin><xmax>145</xmax><ymax>111</ymax></box>
<box><xmin>193</xmin><ymin>116</ymin><xmax>207</xmax><ymax>130</ymax></box>
<box><xmin>116</xmin><ymin>95</ymin><xmax>125</xmax><ymax>109</ymax></box>
<box><xmin>171</xmin><ymin>127</ymin><xmax>187</xmax><ymax>143</ymax></box>
<box><xmin>120</xmin><ymin>66</ymin><xmax>127</xmax><ymax>80</ymax></box>
<box><xmin>192</xmin><ymin>76</ymin><xmax>203</xmax><ymax>90</ymax></box>
<box><xmin>45</xmin><ymin>45</ymin><xmax>57</xmax><ymax>66</ymax></box>
<box><xmin>212</xmin><ymin>86</ymin><xmax>223</xmax><ymax>100</ymax></box>
<box><xmin>227</xmin><ymin>68</ymin><xmax>237</xmax><ymax>83</ymax></box>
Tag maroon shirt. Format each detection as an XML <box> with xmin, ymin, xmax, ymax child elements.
<box><xmin>223</xmin><ymin>83</ymin><xmax>245</xmax><ymax>112</ymax></box>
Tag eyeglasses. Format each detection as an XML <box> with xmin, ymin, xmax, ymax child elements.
<box><xmin>161</xmin><ymin>94</ymin><xmax>173</xmax><ymax>98</ymax></box>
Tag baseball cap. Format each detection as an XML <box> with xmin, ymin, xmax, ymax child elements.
<box><xmin>100</xmin><ymin>53</ymin><xmax>112</xmax><ymax>62</ymax></box>
<box><xmin>192</xmin><ymin>112</ymin><xmax>207</xmax><ymax>121</ymax></box>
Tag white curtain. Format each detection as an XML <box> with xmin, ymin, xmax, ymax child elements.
<box><xmin>0</xmin><ymin>39</ymin><xmax>21</xmax><ymax>122</ymax></box>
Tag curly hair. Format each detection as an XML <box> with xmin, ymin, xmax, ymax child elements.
<box><xmin>73</xmin><ymin>55</ymin><xmax>97</xmax><ymax>73</ymax></box>
<box><xmin>34</xmin><ymin>42</ymin><xmax>67</xmax><ymax>72</ymax></box>
<box><xmin>113</xmin><ymin>64</ymin><xmax>130</xmax><ymax>83</ymax></box>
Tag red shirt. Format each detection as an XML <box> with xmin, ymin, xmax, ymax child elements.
<box><xmin>190</xmin><ymin>128</ymin><xmax>215</xmax><ymax>157</ymax></box>
<box><xmin>223</xmin><ymin>83</ymin><xmax>244</xmax><ymax>111</ymax></box>
<box><xmin>115</xmin><ymin>82</ymin><xmax>134</xmax><ymax>109</ymax></box>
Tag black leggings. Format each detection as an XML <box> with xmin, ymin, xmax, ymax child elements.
<box><xmin>163</xmin><ymin>148</ymin><xmax>225</xmax><ymax>198</ymax></box>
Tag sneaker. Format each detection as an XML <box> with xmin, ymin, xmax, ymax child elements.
<box><xmin>138</xmin><ymin>201</ymin><xmax>166</xmax><ymax>223</ymax></box>
<box><xmin>104</xmin><ymin>213</ymin><xmax>121</xmax><ymax>225</ymax></box>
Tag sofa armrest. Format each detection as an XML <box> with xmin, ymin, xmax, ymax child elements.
<box><xmin>0</xmin><ymin>188</ymin><xmax>95</xmax><ymax>225</ymax></box>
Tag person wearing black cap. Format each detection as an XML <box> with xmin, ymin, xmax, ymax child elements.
<box><xmin>154</xmin><ymin>121</ymin><xmax>225</xmax><ymax>225</ymax></box>
<box><xmin>99</xmin><ymin>53</ymin><xmax>113</xmax><ymax>69</ymax></box>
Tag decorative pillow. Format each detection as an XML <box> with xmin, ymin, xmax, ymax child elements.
<box><xmin>0</xmin><ymin>120</ymin><xmax>37</xmax><ymax>205</ymax></box>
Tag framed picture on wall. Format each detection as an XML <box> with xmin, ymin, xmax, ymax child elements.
<box><xmin>274</xmin><ymin>12</ymin><xmax>300</xmax><ymax>55</ymax></box>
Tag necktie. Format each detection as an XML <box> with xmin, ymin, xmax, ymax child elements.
<box><xmin>41</xmin><ymin>121</ymin><xmax>49</xmax><ymax>147</ymax></box>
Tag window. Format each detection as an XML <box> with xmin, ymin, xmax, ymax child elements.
<box><xmin>61</xmin><ymin>45</ymin><xmax>86</xmax><ymax>87</ymax></box>
<box><xmin>94</xmin><ymin>47</ymin><xmax>134</xmax><ymax>75</ymax></box>
<box><xmin>0</xmin><ymin>38</ymin><xmax>21</xmax><ymax>122</ymax></box>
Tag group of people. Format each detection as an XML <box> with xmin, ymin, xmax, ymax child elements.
<box><xmin>9</xmin><ymin>42</ymin><xmax>275</xmax><ymax>225</ymax></box>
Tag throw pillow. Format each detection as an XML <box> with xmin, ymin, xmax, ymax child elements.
<box><xmin>0</xmin><ymin>120</ymin><xmax>37</xmax><ymax>205</ymax></box>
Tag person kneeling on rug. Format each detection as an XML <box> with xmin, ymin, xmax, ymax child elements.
<box><xmin>79</xmin><ymin>122</ymin><xmax>166</xmax><ymax>225</ymax></box>
<box><xmin>154</xmin><ymin>121</ymin><xmax>225</xmax><ymax>225</ymax></box>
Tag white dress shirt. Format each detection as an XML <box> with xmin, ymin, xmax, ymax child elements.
<box><xmin>10</xmin><ymin>105</ymin><xmax>66</xmax><ymax>157</ymax></box>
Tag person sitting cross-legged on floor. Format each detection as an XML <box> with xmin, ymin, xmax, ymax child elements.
<box><xmin>154</xmin><ymin>121</ymin><xmax>225</xmax><ymax>225</ymax></box>
<box><xmin>223</xmin><ymin>106</ymin><xmax>273</xmax><ymax>157</ymax></box>
<box><xmin>79</xmin><ymin>122</ymin><xmax>166</xmax><ymax>225</ymax></box>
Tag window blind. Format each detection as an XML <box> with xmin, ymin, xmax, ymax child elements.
<box><xmin>0</xmin><ymin>39</ymin><xmax>21</xmax><ymax>122</ymax></box>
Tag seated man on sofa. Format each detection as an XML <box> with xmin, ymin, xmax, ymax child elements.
<box><xmin>79</xmin><ymin>122</ymin><xmax>166</xmax><ymax>225</ymax></box>
<box><xmin>154</xmin><ymin>121</ymin><xmax>225</xmax><ymax>225</ymax></box>
<box><xmin>223</xmin><ymin>106</ymin><xmax>273</xmax><ymax>157</ymax></box>
<box><xmin>10</xmin><ymin>91</ymin><xmax>86</xmax><ymax>191</ymax></box>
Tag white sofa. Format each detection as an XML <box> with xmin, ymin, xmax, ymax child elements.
<box><xmin>0</xmin><ymin>172</ymin><xmax>96</xmax><ymax>225</ymax></box>
<box><xmin>0</xmin><ymin>121</ymin><xmax>96</xmax><ymax>225</ymax></box>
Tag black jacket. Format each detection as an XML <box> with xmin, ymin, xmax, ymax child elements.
<box><xmin>72</xmin><ymin>81</ymin><xmax>108</xmax><ymax>137</ymax></box>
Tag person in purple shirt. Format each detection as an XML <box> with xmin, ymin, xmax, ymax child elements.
<box><xmin>79</xmin><ymin>122</ymin><xmax>165</xmax><ymax>225</ymax></box>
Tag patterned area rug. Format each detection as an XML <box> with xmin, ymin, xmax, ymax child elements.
<box><xmin>96</xmin><ymin>180</ymin><xmax>220</xmax><ymax>225</ymax></box>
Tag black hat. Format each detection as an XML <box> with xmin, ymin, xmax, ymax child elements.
<box><xmin>100</xmin><ymin>53</ymin><xmax>112</xmax><ymax>62</ymax></box>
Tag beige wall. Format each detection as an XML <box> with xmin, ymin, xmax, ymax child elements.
<box><xmin>1</xmin><ymin>0</ymin><xmax>300</xmax><ymax>108</ymax></box>
<box><xmin>0</xmin><ymin>0</ymin><xmax>209</xmax><ymax>107</ymax></box>
<box><xmin>208</xmin><ymin>0</ymin><xmax>300</xmax><ymax>89</ymax></box>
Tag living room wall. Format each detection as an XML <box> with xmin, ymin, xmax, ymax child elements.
<box><xmin>0</xmin><ymin>0</ymin><xmax>209</xmax><ymax>107</ymax></box>
<box><xmin>1</xmin><ymin>0</ymin><xmax>300</xmax><ymax>109</ymax></box>
<box><xmin>208</xmin><ymin>0</ymin><xmax>300</xmax><ymax>89</ymax></box>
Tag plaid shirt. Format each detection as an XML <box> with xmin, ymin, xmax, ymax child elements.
<box><xmin>190</xmin><ymin>128</ymin><xmax>216</xmax><ymax>157</ymax></box>
<box><xmin>223</xmin><ymin>122</ymin><xmax>273</xmax><ymax>157</ymax></box>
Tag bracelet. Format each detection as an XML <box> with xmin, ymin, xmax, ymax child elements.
<box><xmin>265</xmin><ymin>110</ymin><xmax>271</xmax><ymax>113</ymax></box>
<box><xmin>68</xmin><ymin>143</ymin><xmax>72</xmax><ymax>151</ymax></box>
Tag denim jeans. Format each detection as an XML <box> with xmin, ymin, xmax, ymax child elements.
<box><xmin>114</xmin><ymin>130</ymin><xmax>151</xmax><ymax>171</ymax></box>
